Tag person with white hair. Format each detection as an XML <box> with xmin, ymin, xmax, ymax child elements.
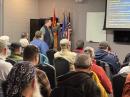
<box><xmin>19</xmin><ymin>32</ymin><xmax>29</xmax><ymax>48</ymax></box>
<box><xmin>0</xmin><ymin>35</ymin><xmax>10</xmax><ymax>46</ymax></box>
<box><xmin>0</xmin><ymin>39</ymin><xmax>12</xmax><ymax>80</ymax></box>
<box><xmin>54</xmin><ymin>38</ymin><xmax>77</xmax><ymax>71</ymax></box>
<box><xmin>84</xmin><ymin>46</ymin><xmax>113</xmax><ymax>94</ymax></box>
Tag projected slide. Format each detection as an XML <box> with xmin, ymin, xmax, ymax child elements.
<box><xmin>106</xmin><ymin>0</ymin><xmax>130</xmax><ymax>28</ymax></box>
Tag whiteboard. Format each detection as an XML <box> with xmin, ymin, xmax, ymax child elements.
<box><xmin>86</xmin><ymin>12</ymin><xmax>106</xmax><ymax>42</ymax></box>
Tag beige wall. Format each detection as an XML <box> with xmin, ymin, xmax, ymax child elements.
<box><xmin>39</xmin><ymin>0</ymin><xmax>105</xmax><ymax>44</ymax></box>
<box><xmin>39</xmin><ymin>0</ymin><xmax>130</xmax><ymax>62</ymax></box>
<box><xmin>3</xmin><ymin>0</ymin><xmax>39</xmax><ymax>42</ymax></box>
<box><xmin>0</xmin><ymin>0</ymin><xmax>3</xmax><ymax>35</ymax></box>
<box><xmin>3</xmin><ymin>0</ymin><xmax>130</xmax><ymax>62</ymax></box>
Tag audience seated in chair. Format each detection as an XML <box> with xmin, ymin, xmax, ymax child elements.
<box><xmin>23</xmin><ymin>45</ymin><xmax>51</xmax><ymax>97</ymax></box>
<box><xmin>5</xmin><ymin>61</ymin><xmax>42</xmax><ymax>97</ymax></box>
<box><xmin>95</xmin><ymin>41</ymin><xmax>120</xmax><ymax>74</ymax></box>
<box><xmin>75</xmin><ymin>54</ymin><xmax>108</xmax><ymax>97</ymax></box>
<box><xmin>19</xmin><ymin>32</ymin><xmax>29</xmax><ymax>48</ymax></box>
<box><xmin>84</xmin><ymin>46</ymin><xmax>113</xmax><ymax>94</ymax></box>
<box><xmin>73</xmin><ymin>40</ymin><xmax>84</xmax><ymax>54</ymax></box>
<box><xmin>54</xmin><ymin>38</ymin><xmax>76</xmax><ymax>71</ymax></box>
<box><xmin>30</xmin><ymin>31</ymin><xmax>49</xmax><ymax>55</ymax></box>
<box><xmin>8</xmin><ymin>42</ymin><xmax>23</xmax><ymax>63</ymax></box>
<box><xmin>0</xmin><ymin>39</ymin><xmax>12</xmax><ymax>81</ymax></box>
<box><xmin>54</xmin><ymin>57</ymin><xmax>70</xmax><ymax>77</ymax></box>
<box><xmin>51</xmin><ymin>54</ymin><xmax>101</xmax><ymax>97</ymax></box>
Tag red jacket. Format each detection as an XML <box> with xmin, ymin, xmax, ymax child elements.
<box><xmin>91</xmin><ymin>60</ymin><xmax>113</xmax><ymax>94</ymax></box>
<box><xmin>73</xmin><ymin>48</ymin><xmax>84</xmax><ymax>54</ymax></box>
<box><xmin>122</xmin><ymin>74</ymin><xmax>130</xmax><ymax>97</ymax></box>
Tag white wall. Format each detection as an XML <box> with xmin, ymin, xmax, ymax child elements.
<box><xmin>4</xmin><ymin>0</ymin><xmax>39</xmax><ymax>42</ymax></box>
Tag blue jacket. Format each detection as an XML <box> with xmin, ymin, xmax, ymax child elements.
<box><xmin>95</xmin><ymin>48</ymin><xmax>120</xmax><ymax>74</ymax></box>
<box><xmin>31</xmin><ymin>39</ymin><xmax>49</xmax><ymax>55</ymax></box>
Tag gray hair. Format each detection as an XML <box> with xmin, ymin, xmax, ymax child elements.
<box><xmin>84</xmin><ymin>46</ymin><xmax>95</xmax><ymax>58</ymax></box>
<box><xmin>99</xmin><ymin>41</ymin><xmax>110</xmax><ymax>50</ymax></box>
<box><xmin>76</xmin><ymin>40</ymin><xmax>84</xmax><ymax>49</ymax></box>
<box><xmin>74</xmin><ymin>54</ymin><xmax>92</xmax><ymax>68</ymax></box>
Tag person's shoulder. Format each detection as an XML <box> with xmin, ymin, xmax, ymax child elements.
<box><xmin>54</xmin><ymin>51</ymin><xmax>60</xmax><ymax>57</ymax></box>
<box><xmin>0</xmin><ymin>60</ymin><xmax>12</xmax><ymax>69</ymax></box>
<box><xmin>40</xmin><ymin>26</ymin><xmax>45</xmax><ymax>32</ymax></box>
<box><xmin>71</xmin><ymin>51</ymin><xmax>77</xmax><ymax>55</ymax></box>
<box><xmin>20</xmin><ymin>38</ymin><xmax>28</xmax><ymax>42</ymax></box>
<box><xmin>36</xmin><ymin>68</ymin><xmax>48</xmax><ymax>77</ymax></box>
<box><xmin>119</xmin><ymin>66</ymin><xmax>130</xmax><ymax>74</ymax></box>
<box><xmin>36</xmin><ymin>68</ymin><xmax>46</xmax><ymax>74</ymax></box>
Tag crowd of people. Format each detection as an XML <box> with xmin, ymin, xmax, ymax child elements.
<box><xmin>0</xmin><ymin>19</ymin><xmax>130</xmax><ymax>97</ymax></box>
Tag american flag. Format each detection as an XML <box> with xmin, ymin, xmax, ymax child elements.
<box><xmin>62</xmin><ymin>12</ymin><xmax>72</xmax><ymax>40</ymax></box>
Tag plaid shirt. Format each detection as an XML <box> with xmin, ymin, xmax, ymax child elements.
<box><xmin>36</xmin><ymin>68</ymin><xmax>51</xmax><ymax>97</ymax></box>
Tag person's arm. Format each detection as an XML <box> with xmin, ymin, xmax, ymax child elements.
<box><xmin>40</xmin><ymin>27</ymin><xmax>45</xmax><ymax>36</ymax></box>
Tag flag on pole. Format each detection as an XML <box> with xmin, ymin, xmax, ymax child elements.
<box><xmin>66</xmin><ymin>12</ymin><xmax>72</xmax><ymax>40</ymax></box>
<box><xmin>52</xmin><ymin>8</ymin><xmax>58</xmax><ymax>49</ymax></box>
<box><xmin>62</xmin><ymin>13</ymin><xmax>67</xmax><ymax>38</ymax></box>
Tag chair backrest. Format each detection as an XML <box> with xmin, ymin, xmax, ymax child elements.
<box><xmin>112</xmin><ymin>73</ymin><xmax>127</xmax><ymax>97</ymax></box>
<box><xmin>36</xmin><ymin>64</ymin><xmax>57</xmax><ymax>89</ymax></box>
<box><xmin>6</xmin><ymin>58</ymin><xmax>16</xmax><ymax>65</ymax></box>
<box><xmin>46</xmin><ymin>49</ymin><xmax>56</xmax><ymax>65</ymax></box>
<box><xmin>96</xmin><ymin>60</ymin><xmax>112</xmax><ymax>79</ymax></box>
<box><xmin>53</xmin><ymin>57</ymin><xmax>70</xmax><ymax>77</ymax></box>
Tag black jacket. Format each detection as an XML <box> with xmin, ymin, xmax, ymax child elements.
<box><xmin>44</xmin><ymin>25</ymin><xmax>54</xmax><ymax>49</ymax></box>
<box><xmin>54</xmin><ymin>71</ymin><xmax>101</xmax><ymax>97</ymax></box>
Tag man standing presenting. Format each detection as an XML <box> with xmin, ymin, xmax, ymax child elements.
<box><xmin>40</xmin><ymin>18</ymin><xmax>54</xmax><ymax>49</ymax></box>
